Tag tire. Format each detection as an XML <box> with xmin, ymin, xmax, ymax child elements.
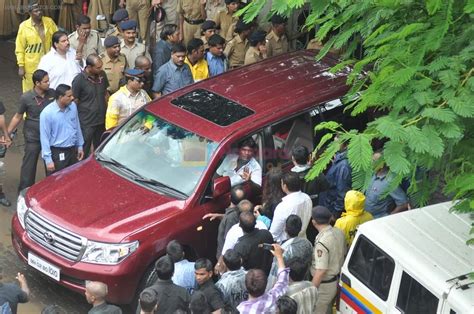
<box><xmin>130</xmin><ymin>260</ymin><xmax>159</xmax><ymax>312</ymax></box>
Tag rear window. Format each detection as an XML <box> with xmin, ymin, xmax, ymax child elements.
<box><xmin>396</xmin><ymin>271</ymin><xmax>438</xmax><ymax>313</ymax></box>
<box><xmin>348</xmin><ymin>235</ymin><xmax>394</xmax><ymax>301</ymax></box>
<box><xmin>171</xmin><ymin>88</ymin><xmax>254</xmax><ymax>126</ymax></box>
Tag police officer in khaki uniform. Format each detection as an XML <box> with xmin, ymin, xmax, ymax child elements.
<box><xmin>100</xmin><ymin>36</ymin><xmax>129</xmax><ymax>93</ymax></box>
<box><xmin>244</xmin><ymin>30</ymin><xmax>266</xmax><ymax>65</ymax></box>
<box><xmin>311</xmin><ymin>206</ymin><xmax>346</xmax><ymax>314</ymax></box>
<box><xmin>105</xmin><ymin>9</ymin><xmax>130</xmax><ymax>40</ymax></box>
<box><xmin>224</xmin><ymin>20</ymin><xmax>251</xmax><ymax>68</ymax></box>
<box><xmin>178</xmin><ymin>0</ymin><xmax>207</xmax><ymax>46</ymax></box>
<box><xmin>120</xmin><ymin>20</ymin><xmax>151</xmax><ymax>67</ymax></box>
<box><xmin>214</xmin><ymin>0</ymin><xmax>239</xmax><ymax>41</ymax></box>
<box><xmin>266</xmin><ymin>14</ymin><xmax>289</xmax><ymax>58</ymax></box>
<box><xmin>68</xmin><ymin>15</ymin><xmax>104</xmax><ymax>59</ymax></box>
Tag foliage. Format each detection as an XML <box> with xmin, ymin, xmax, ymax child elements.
<box><xmin>243</xmin><ymin>0</ymin><xmax>474</xmax><ymax>237</ymax></box>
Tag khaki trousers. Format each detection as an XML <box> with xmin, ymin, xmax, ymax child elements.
<box><xmin>315</xmin><ymin>281</ymin><xmax>337</xmax><ymax>314</ymax></box>
<box><xmin>183</xmin><ymin>21</ymin><xmax>201</xmax><ymax>46</ymax></box>
<box><xmin>126</xmin><ymin>0</ymin><xmax>150</xmax><ymax>41</ymax></box>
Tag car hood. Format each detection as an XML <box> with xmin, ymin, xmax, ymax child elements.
<box><xmin>26</xmin><ymin>158</ymin><xmax>182</xmax><ymax>242</ymax></box>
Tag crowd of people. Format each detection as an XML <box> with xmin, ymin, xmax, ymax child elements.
<box><xmin>0</xmin><ymin>1</ymin><xmax>412</xmax><ymax>313</ymax></box>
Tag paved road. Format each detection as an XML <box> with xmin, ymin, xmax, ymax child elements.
<box><xmin>0</xmin><ymin>40</ymin><xmax>130</xmax><ymax>314</ymax></box>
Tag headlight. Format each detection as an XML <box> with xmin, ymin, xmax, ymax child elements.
<box><xmin>81</xmin><ymin>240</ymin><xmax>139</xmax><ymax>265</ymax></box>
<box><xmin>17</xmin><ymin>192</ymin><xmax>29</xmax><ymax>229</ymax></box>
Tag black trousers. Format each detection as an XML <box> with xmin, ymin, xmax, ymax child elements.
<box><xmin>18</xmin><ymin>140</ymin><xmax>43</xmax><ymax>191</ymax></box>
<box><xmin>82</xmin><ymin>124</ymin><xmax>105</xmax><ymax>158</ymax></box>
<box><xmin>47</xmin><ymin>146</ymin><xmax>78</xmax><ymax>176</ymax></box>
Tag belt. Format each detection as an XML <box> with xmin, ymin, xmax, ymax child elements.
<box><xmin>51</xmin><ymin>146</ymin><xmax>75</xmax><ymax>151</ymax></box>
<box><xmin>184</xmin><ymin>17</ymin><xmax>205</xmax><ymax>25</ymax></box>
<box><xmin>321</xmin><ymin>274</ymin><xmax>339</xmax><ymax>284</ymax></box>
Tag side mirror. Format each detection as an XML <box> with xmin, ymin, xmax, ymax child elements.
<box><xmin>213</xmin><ymin>176</ymin><xmax>230</xmax><ymax>199</ymax></box>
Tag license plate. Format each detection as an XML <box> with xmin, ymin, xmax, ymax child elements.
<box><xmin>28</xmin><ymin>252</ymin><xmax>60</xmax><ymax>281</ymax></box>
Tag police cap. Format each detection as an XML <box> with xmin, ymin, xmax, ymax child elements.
<box><xmin>120</xmin><ymin>20</ymin><xmax>137</xmax><ymax>31</ymax></box>
<box><xmin>201</xmin><ymin>20</ymin><xmax>217</xmax><ymax>31</ymax></box>
<box><xmin>125</xmin><ymin>68</ymin><xmax>145</xmax><ymax>77</ymax></box>
<box><xmin>235</xmin><ymin>19</ymin><xmax>252</xmax><ymax>33</ymax></box>
<box><xmin>104</xmin><ymin>36</ymin><xmax>120</xmax><ymax>48</ymax></box>
<box><xmin>113</xmin><ymin>9</ymin><xmax>129</xmax><ymax>23</ymax></box>
<box><xmin>312</xmin><ymin>206</ymin><xmax>333</xmax><ymax>224</ymax></box>
<box><xmin>270</xmin><ymin>14</ymin><xmax>288</xmax><ymax>25</ymax></box>
<box><xmin>248</xmin><ymin>30</ymin><xmax>266</xmax><ymax>46</ymax></box>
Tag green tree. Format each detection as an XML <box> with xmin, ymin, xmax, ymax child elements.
<box><xmin>242</xmin><ymin>0</ymin><xmax>474</xmax><ymax>240</ymax></box>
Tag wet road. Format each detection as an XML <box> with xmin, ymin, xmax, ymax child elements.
<box><xmin>0</xmin><ymin>40</ymin><xmax>130</xmax><ymax>314</ymax></box>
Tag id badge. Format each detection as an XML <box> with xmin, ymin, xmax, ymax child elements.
<box><xmin>59</xmin><ymin>153</ymin><xmax>65</xmax><ymax>161</ymax></box>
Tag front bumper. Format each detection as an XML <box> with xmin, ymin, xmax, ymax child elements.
<box><xmin>11</xmin><ymin>215</ymin><xmax>141</xmax><ymax>304</ymax></box>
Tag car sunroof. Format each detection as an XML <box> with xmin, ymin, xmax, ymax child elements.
<box><xmin>170</xmin><ymin>89</ymin><xmax>254</xmax><ymax>126</ymax></box>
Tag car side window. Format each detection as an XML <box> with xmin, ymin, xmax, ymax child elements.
<box><xmin>268</xmin><ymin>112</ymin><xmax>313</xmax><ymax>168</ymax></box>
<box><xmin>396</xmin><ymin>271</ymin><xmax>439</xmax><ymax>314</ymax></box>
<box><xmin>348</xmin><ymin>235</ymin><xmax>395</xmax><ymax>301</ymax></box>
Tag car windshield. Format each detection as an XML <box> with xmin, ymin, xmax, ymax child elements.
<box><xmin>98</xmin><ymin>111</ymin><xmax>218</xmax><ymax>197</ymax></box>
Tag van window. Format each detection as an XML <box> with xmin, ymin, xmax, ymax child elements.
<box><xmin>348</xmin><ymin>235</ymin><xmax>394</xmax><ymax>300</ymax></box>
<box><xmin>396</xmin><ymin>271</ymin><xmax>438</xmax><ymax>314</ymax></box>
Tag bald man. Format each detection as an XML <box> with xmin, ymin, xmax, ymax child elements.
<box><xmin>135</xmin><ymin>55</ymin><xmax>153</xmax><ymax>96</ymax></box>
<box><xmin>85</xmin><ymin>281</ymin><xmax>122</xmax><ymax>314</ymax></box>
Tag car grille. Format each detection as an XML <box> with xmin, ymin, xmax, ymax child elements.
<box><xmin>25</xmin><ymin>210</ymin><xmax>86</xmax><ymax>261</ymax></box>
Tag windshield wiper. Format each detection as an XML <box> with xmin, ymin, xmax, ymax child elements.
<box><xmin>96</xmin><ymin>152</ymin><xmax>121</xmax><ymax>166</ymax></box>
<box><xmin>96</xmin><ymin>152</ymin><xmax>187</xmax><ymax>198</ymax></box>
<box><xmin>132</xmin><ymin>176</ymin><xmax>187</xmax><ymax>198</ymax></box>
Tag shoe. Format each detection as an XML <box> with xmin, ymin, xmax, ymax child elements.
<box><xmin>0</xmin><ymin>197</ymin><xmax>11</xmax><ymax>207</ymax></box>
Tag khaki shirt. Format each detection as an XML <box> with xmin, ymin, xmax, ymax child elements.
<box><xmin>266</xmin><ymin>30</ymin><xmax>289</xmax><ymax>58</ymax></box>
<box><xmin>215</xmin><ymin>9</ymin><xmax>238</xmax><ymax>42</ymax></box>
<box><xmin>100</xmin><ymin>53</ymin><xmax>128</xmax><ymax>93</ymax></box>
<box><xmin>105</xmin><ymin>26</ymin><xmax>123</xmax><ymax>40</ymax></box>
<box><xmin>224</xmin><ymin>34</ymin><xmax>249</xmax><ymax>68</ymax></box>
<box><xmin>177</xmin><ymin>0</ymin><xmax>204</xmax><ymax>20</ymax></box>
<box><xmin>244</xmin><ymin>46</ymin><xmax>264</xmax><ymax>65</ymax></box>
<box><xmin>68</xmin><ymin>30</ymin><xmax>104</xmax><ymax>58</ymax></box>
<box><xmin>120</xmin><ymin>40</ymin><xmax>151</xmax><ymax>68</ymax></box>
<box><xmin>312</xmin><ymin>225</ymin><xmax>346</xmax><ymax>281</ymax></box>
<box><xmin>200</xmin><ymin>35</ymin><xmax>209</xmax><ymax>51</ymax></box>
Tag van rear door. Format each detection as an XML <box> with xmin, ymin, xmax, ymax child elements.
<box><xmin>339</xmin><ymin>235</ymin><xmax>395</xmax><ymax>313</ymax></box>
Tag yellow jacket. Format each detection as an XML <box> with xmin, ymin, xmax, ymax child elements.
<box><xmin>15</xmin><ymin>16</ymin><xmax>58</xmax><ymax>71</ymax></box>
<box><xmin>335</xmin><ymin>190</ymin><xmax>373</xmax><ymax>246</ymax></box>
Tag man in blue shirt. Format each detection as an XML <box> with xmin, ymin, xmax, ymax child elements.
<box><xmin>166</xmin><ymin>240</ymin><xmax>196</xmax><ymax>294</ymax></box>
<box><xmin>319</xmin><ymin>138</ymin><xmax>352</xmax><ymax>219</ymax></box>
<box><xmin>40</xmin><ymin>84</ymin><xmax>84</xmax><ymax>175</ymax></box>
<box><xmin>152</xmin><ymin>43</ymin><xmax>193</xmax><ymax>98</ymax></box>
<box><xmin>365</xmin><ymin>151</ymin><xmax>409</xmax><ymax>218</ymax></box>
<box><xmin>205</xmin><ymin>34</ymin><xmax>228</xmax><ymax>77</ymax></box>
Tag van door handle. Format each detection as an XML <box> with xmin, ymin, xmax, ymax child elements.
<box><xmin>340</xmin><ymin>272</ymin><xmax>351</xmax><ymax>287</ymax></box>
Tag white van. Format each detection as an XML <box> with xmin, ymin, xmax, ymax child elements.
<box><xmin>338</xmin><ymin>202</ymin><xmax>473</xmax><ymax>314</ymax></box>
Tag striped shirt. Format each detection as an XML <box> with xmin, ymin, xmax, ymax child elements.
<box><xmin>237</xmin><ymin>268</ymin><xmax>289</xmax><ymax>314</ymax></box>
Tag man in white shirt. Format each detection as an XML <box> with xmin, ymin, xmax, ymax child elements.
<box><xmin>270</xmin><ymin>172</ymin><xmax>312</xmax><ymax>243</ymax></box>
<box><xmin>216</xmin><ymin>137</ymin><xmax>262</xmax><ymax>187</ymax></box>
<box><xmin>37</xmin><ymin>31</ymin><xmax>83</xmax><ymax>89</ymax></box>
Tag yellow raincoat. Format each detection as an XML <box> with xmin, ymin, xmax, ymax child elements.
<box><xmin>15</xmin><ymin>16</ymin><xmax>58</xmax><ymax>92</ymax></box>
<box><xmin>335</xmin><ymin>190</ymin><xmax>373</xmax><ymax>246</ymax></box>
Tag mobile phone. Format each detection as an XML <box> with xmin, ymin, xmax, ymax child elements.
<box><xmin>261</xmin><ymin>243</ymin><xmax>273</xmax><ymax>251</ymax></box>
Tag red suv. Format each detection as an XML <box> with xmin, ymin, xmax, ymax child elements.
<box><xmin>11</xmin><ymin>50</ymin><xmax>355</xmax><ymax>304</ymax></box>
